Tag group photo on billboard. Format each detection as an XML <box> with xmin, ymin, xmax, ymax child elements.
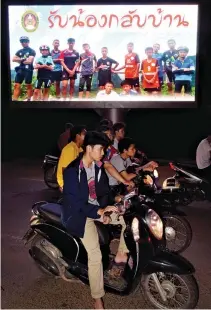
<box><xmin>8</xmin><ymin>4</ymin><xmax>198</xmax><ymax>107</ymax></box>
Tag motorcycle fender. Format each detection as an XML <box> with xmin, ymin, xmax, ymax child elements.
<box><xmin>162</xmin><ymin>208</ymin><xmax>187</xmax><ymax>216</ymax></box>
<box><xmin>143</xmin><ymin>250</ymin><xmax>195</xmax><ymax>275</ymax></box>
<box><xmin>30</xmin><ymin>222</ymin><xmax>82</xmax><ymax>262</ymax></box>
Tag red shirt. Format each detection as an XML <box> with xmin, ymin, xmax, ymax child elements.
<box><xmin>141</xmin><ymin>58</ymin><xmax>159</xmax><ymax>89</ymax></box>
<box><xmin>125</xmin><ymin>53</ymin><xmax>140</xmax><ymax>79</ymax></box>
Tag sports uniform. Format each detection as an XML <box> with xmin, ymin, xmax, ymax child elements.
<box><xmin>79</xmin><ymin>52</ymin><xmax>97</xmax><ymax>92</ymax></box>
<box><xmin>51</xmin><ymin>49</ymin><xmax>62</xmax><ymax>82</ymax></box>
<box><xmin>60</xmin><ymin>49</ymin><xmax>80</xmax><ymax>80</ymax></box>
<box><xmin>141</xmin><ymin>59</ymin><xmax>159</xmax><ymax>91</ymax></box>
<box><xmin>162</xmin><ymin>49</ymin><xmax>178</xmax><ymax>83</ymax></box>
<box><xmin>15</xmin><ymin>47</ymin><xmax>36</xmax><ymax>84</ymax></box>
<box><xmin>124</xmin><ymin>53</ymin><xmax>140</xmax><ymax>87</ymax></box>
<box><xmin>97</xmin><ymin>57</ymin><xmax>118</xmax><ymax>87</ymax></box>
<box><xmin>173</xmin><ymin>57</ymin><xmax>195</xmax><ymax>94</ymax></box>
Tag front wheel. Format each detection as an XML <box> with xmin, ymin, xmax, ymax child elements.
<box><xmin>163</xmin><ymin>215</ymin><xmax>192</xmax><ymax>254</ymax></box>
<box><xmin>43</xmin><ymin>165</ymin><xmax>59</xmax><ymax>190</ymax></box>
<box><xmin>142</xmin><ymin>273</ymin><xmax>199</xmax><ymax>309</ymax></box>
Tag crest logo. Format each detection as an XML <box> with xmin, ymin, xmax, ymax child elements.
<box><xmin>21</xmin><ymin>10</ymin><xmax>39</xmax><ymax>32</ymax></box>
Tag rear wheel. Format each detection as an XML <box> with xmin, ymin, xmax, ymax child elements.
<box><xmin>163</xmin><ymin>215</ymin><xmax>192</xmax><ymax>254</ymax></box>
<box><xmin>142</xmin><ymin>273</ymin><xmax>199</xmax><ymax>309</ymax></box>
<box><xmin>44</xmin><ymin>165</ymin><xmax>59</xmax><ymax>190</ymax></box>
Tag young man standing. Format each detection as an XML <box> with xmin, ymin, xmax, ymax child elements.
<box><xmin>96</xmin><ymin>81</ymin><xmax>119</xmax><ymax>100</ymax></box>
<box><xmin>153</xmin><ymin>43</ymin><xmax>164</xmax><ymax>90</ymax></box>
<box><xmin>78</xmin><ymin>43</ymin><xmax>97</xmax><ymax>99</ymax></box>
<box><xmin>97</xmin><ymin>47</ymin><xmax>119</xmax><ymax>90</ymax></box>
<box><xmin>60</xmin><ymin>38</ymin><xmax>80</xmax><ymax>100</ymax></box>
<box><xmin>141</xmin><ymin>47</ymin><xmax>160</xmax><ymax>95</ymax></box>
<box><xmin>172</xmin><ymin>46</ymin><xmax>195</xmax><ymax>96</ymax></box>
<box><xmin>114</xmin><ymin>43</ymin><xmax>140</xmax><ymax>93</ymax></box>
<box><xmin>62</xmin><ymin>131</ymin><xmax>129</xmax><ymax>309</ymax></box>
<box><xmin>57</xmin><ymin>125</ymin><xmax>86</xmax><ymax>190</ymax></box>
<box><xmin>12</xmin><ymin>36</ymin><xmax>36</xmax><ymax>101</ymax></box>
<box><xmin>51</xmin><ymin>39</ymin><xmax>63</xmax><ymax>99</ymax></box>
<box><xmin>162</xmin><ymin>39</ymin><xmax>179</xmax><ymax>93</ymax></box>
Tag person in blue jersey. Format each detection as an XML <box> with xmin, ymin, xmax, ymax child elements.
<box><xmin>153</xmin><ymin>43</ymin><xmax>164</xmax><ymax>91</ymax></box>
<box><xmin>51</xmin><ymin>39</ymin><xmax>62</xmax><ymax>99</ymax></box>
<box><xmin>33</xmin><ymin>45</ymin><xmax>54</xmax><ymax>101</ymax></box>
<box><xmin>172</xmin><ymin>46</ymin><xmax>195</xmax><ymax>95</ymax></box>
<box><xmin>78</xmin><ymin>43</ymin><xmax>97</xmax><ymax>99</ymax></box>
<box><xmin>119</xmin><ymin>80</ymin><xmax>138</xmax><ymax>97</ymax></box>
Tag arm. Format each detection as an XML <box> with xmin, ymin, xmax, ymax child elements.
<box><xmin>111</xmin><ymin>59</ymin><xmax>119</xmax><ymax>70</ymax></box>
<box><xmin>114</xmin><ymin>65</ymin><xmax>125</xmax><ymax>72</ymax></box>
<box><xmin>135</xmin><ymin>54</ymin><xmax>140</xmax><ymax>76</ymax></box>
<box><xmin>23</xmin><ymin>55</ymin><xmax>35</xmax><ymax>64</ymax></box>
<box><xmin>120</xmin><ymin>170</ymin><xmax>136</xmax><ymax>181</ymax></box>
<box><xmin>63</xmin><ymin>167</ymin><xmax>101</xmax><ymax>219</ymax></box>
<box><xmin>12</xmin><ymin>55</ymin><xmax>22</xmax><ymax>63</ymax></box>
<box><xmin>60</xmin><ymin>51</ymin><xmax>71</xmax><ymax>73</ymax></box>
<box><xmin>141</xmin><ymin>62</ymin><xmax>150</xmax><ymax>83</ymax></box>
<box><xmin>104</xmin><ymin>162</ymin><xmax>127</xmax><ymax>184</ymax></box>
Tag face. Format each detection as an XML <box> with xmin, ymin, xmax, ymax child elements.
<box><xmin>122</xmin><ymin>84</ymin><xmax>131</xmax><ymax>93</ymax></box>
<box><xmin>53</xmin><ymin>40</ymin><xmax>60</xmax><ymax>49</ymax></box>
<box><xmin>104</xmin><ymin>130</ymin><xmax>113</xmax><ymax>141</ymax></box>
<box><xmin>83</xmin><ymin>44</ymin><xmax>90</xmax><ymax>52</ymax></box>
<box><xmin>41</xmin><ymin>49</ymin><xmax>49</xmax><ymax>56</ymax></box>
<box><xmin>146</xmin><ymin>49</ymin><xmax>153</xmax><ymax>57</ymax></box>
<box><xmin>89</xmin><ymin>145</ymin><xmax>105</xmax><ymax>161</ymax></box>
<box><xmin>78</xmin><ymin>130</ymin><xmax>87</xmax><ymax>145</ymax></box>
<box><xmin>105</xmin><ymin>83</ymin><xmax>113</xmax><ymax>94</ymax></box>
<box><xmin>21</xmin><ymin>41</ymin><xmax>29</xmax><ymax>48</ymax></box>
<box><xmin>68</xmin><ymin>42</ymin><xmax>75</xmax><ymax>49</ymax></box>
<box><xmin>102</xmin><ymin>48</ymin><xmax>108</xmax><ymax>57</ymax></box>
<box><xmin>179</xmin><ymin>51</ymin><xmax>187</xmax><ymax>59</ymax></box>
<box><xmin>168</xmin><ymin>40</ymin><xmax>176</xmax><ymax>50</ymax></box>
<box><xmin>127</xmin><ymin>44</ymin><xmax>133</xmax><ymax>53</ymax></box>
<box><xmin>126</xmin><ymin>144</ymin><xmax>136</xmax><ymax>158</ymax></box>
<box><xmin>153</xmin><ymin>44</ymin><xmax>160</xmax><ymax>53</ymax></box>
<box><xmin>116</xmin><ymin>128</ymin><xmax>125</xmax><ymax>140</ymax></box>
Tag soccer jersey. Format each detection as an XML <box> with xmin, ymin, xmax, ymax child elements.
<box><xmin>162</xmin><ymin>49</ymin><xmax>178</xmax><ymax>72</ymax></box>
<box><xmin>152</xmin><ymin>52</ymin><xmax>164</xmax><ymax>78</ymax></box>
<box><xmin>125</xmin><ymin>53</ymin><xmax>140</xmax><ymax>79</ymax></box>
<box><xmin>172</xmin><ymin>58</ymin><xmax>195</xmax><ymax>82</ymax></box>
<box><xmin>15</xmin><ymin>47</ymin><xmax>36</xmax><ymax>70</ymax></box>
<box><xmin>51</xmin><ymin>50</ymin><xmax>62</xmax><ymax>71</ymax></box>
<box><xmin>141</xmin><ymin>58</ymin><xmax>159</xmax><ymax>89</ymax></box>
<box><xmin>97</xmin><ymin>57</ymin><xmax>118</xmax><ymax>81</ymax></box>
<box><xmin>60</xmin><ymin>49</ymin><xmax>80</xmax><ymax>70</ymax></box>
<box><xmin>80</xmin><ymin>52</ymin><xmax>97</xmax><ymax>76</ymax></box>
<box><xmin>36</xmin><ymin>55</ymin><xmax>54</xmax><ymax>79</ymax></box>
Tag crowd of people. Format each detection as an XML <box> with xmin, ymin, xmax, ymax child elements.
<box><xmin>12</xmin><ymin>36</ymin><xmax>195</xmax><ymax>101</ymax></box>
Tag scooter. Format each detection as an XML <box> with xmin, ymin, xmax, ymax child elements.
<box><xmin>23</xmin><ymin>189</ymin><xmax>199</xmax><ymax>309</ymax></box>
<box><xmin>42</xmin><ymin>154</ymin><xmax>59</xmax><ymax>190</ymax></box>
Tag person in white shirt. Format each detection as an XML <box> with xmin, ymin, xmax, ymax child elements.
<box><xmin>196</xmin><ymin>135</ymin><xmax>211</xmax><ymax>182</ymax></box>
<box><xmin>96</xmin><ymin>81</ymin><xmax>119</xmax><ymax>100</ymax></box>
<box><xmin>112</xmin><ymin>122</ymin><xmax>126</xmax><ymax>153</ymax></box>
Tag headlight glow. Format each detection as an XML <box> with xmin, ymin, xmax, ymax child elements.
<box><xmin>154</xmin><ymin>169</ymin><xmax>159</xmax><ymax>178</ymax></box>
<box><xmin>144</xmin><ymin>175</ymin><xmax>153</xmax><ymax>186</ymax></box>
<box><xmin>145</xmin><ymin>209</ymin><xmax>163</xmax><ymax>240</ymax></box>
<box><xmin>131</xmin><ymin>217</ymin><xmax>140</xmax><ymax>242</ymax></box>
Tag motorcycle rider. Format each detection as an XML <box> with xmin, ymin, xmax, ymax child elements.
<box><xmin>196</xmin><ymin>135</ymin><xmax>211</xmax><ymax>182</ymax></box>
<box><xmin>111</xmin><ymin>122</ymin><xmax>126</xmax><ymax>158</ymax></box>
<box><xmin>57</xmin><ymin>122</ymin><xmax>74</xmax><ymax>152</ymax></box>
<box><xmin>62</xmin><ymin>131</ymin><xmax>129</xmax><ymax>309</ymax></box>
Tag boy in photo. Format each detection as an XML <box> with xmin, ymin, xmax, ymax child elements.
<box><xmin>96</xmin><ymin>81</ymin><xmax>119</xmax><ymax>101</ymax></box>
<box><xmin>33</xmin><ymin>45</ymin><xmax>54</xmax><ymax>101</ymax></box>
<box><xmin>119</xmin><ymin>80</ymin><xmax>138</xmax><ymax>98</ymax></box>
<box><xmin>51</xmin><ymin>39</ymin><xmax>63</xmax><ymax>99</ymax></box>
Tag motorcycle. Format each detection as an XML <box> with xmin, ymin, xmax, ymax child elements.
<box><xmin>42</xmin><ymin>155</ymin><xmax>59</xmax><ymax>190</ymax></box>
<box><xmin>23</xmin><ymin>190</ymin><xmax>199</xmax><ymax>309</ymax></box>
<box><xmin>169</xmin><ymin>161</ymin><xmax>211</xmax><ymax>203</ymax></box>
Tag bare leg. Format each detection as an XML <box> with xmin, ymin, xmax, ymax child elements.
<box><xmin>13</xmin><ymin>83</ymin><xmax>21</xmax><ymax>100</ymax></box>
<box><xmin>55</xmin><ymin>81</ymin><xmax>60</xmax><ymax>98</ymax></box>
<box><xmin>78</xmin><ymin>91</ymin><xmax>84</xmax><ymax>99</ymax></box>
<box><xmin>85</xmin><ymin>91</ymin><xmax>90</xmax><ymax>99</ymax></box>
<box><xmin>69</xmin><ymin>80</ymin><xmax>75</xmax><ymax>99</ymax></box>
<box><xmin>33</xmin><ymin>89</ymin><xmax>40</xmax><ymax>101</ymax></box>
<box><xmin>26</xmin><ymin>84</ymin><xmax>33</xmax><ymax>100</ymax></box>
<box><xmin>62</xmin><ymin>80</ymin><xmax>68</xmax><ymax>99</ymax></box>
<box><xmin>43</xmin><ymin>88</ymin><xmax>50</xmax><ymax>101</ymax></box>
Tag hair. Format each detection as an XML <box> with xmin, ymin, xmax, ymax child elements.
<box><xmin>97</xmin><ymin>125</ymin><xmax>112</xmax><ymax>134</ymax></box>
<box><xmin>127</xmin><ymin>42</ymin><xmax>134</xmax><ymax>46</ymax></box>
<box><xmin>53</xmin><ymin>39</ymin><xmax>59</xmax><ymax>43</ymax></box>
<box><xmin>83</xmin><ymin>131</ymin><xmax>110</xmax><ymax>149</ymax></box>
<box><xmin>121</xmin><ymin>80</ymin><xmax>132</xmax><ymax>87</ymax></box>
<box><xmin>102</xmin><ymin>47</ymin><xmax>108</xmax><ymax>50</ymax></box>
<box><xmin>83</xmin><ymin>43</ymin><xmax>90</xmax><ymax>47</ymax></box>
<box><xmin>71</xmin><ymin>125</ymin><xmax>86</xmax><ymax>142</ymax></box>
<box><xmin>105</xmin><ymin>81</ymin><xmax>114</xmax><ymax>86</ymax></box>
<box><xmin>99</xmin><ymin>118</ymin><xmax>113</xmax><ymax>127</ymax></box>
<box><xmin>118</xmin><ymin>137</ymin><xmax>135</xmax><ymax>154</ymax></box>
<box><xmin>153</xmin><ymin>43</ymin><xmax>160</xmax><ymax>47</ymax></box>
<box><xmin>145</xmin><ymin>47</ymin><xmax>153</xmax><ymax>52</ymax></box>
<box><xmin>113</xmin><ymin>122</ymin><xmax>126</xmax><ymax>133</ymax></box>
<box><xmin>168</xmin><ymin>39</ymin><xmax>176</xmax><ymax>44</ymax></box>
<box><xmin>65</xmin><ymin>123</ymin><xmax>74</xmax><ymax>130</ymax></box>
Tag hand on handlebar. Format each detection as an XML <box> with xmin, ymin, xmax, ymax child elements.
<box><xmin>103</xmin><ymin>215</ymin><xmax>111</xmax><ymax>225</ymax></box>
<box><xmin>97</xmin><ymin>205</ymin><xmax>118</xmax><ymax>217</ymax></box>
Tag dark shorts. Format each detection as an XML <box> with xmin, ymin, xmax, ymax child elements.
<box><xmin>79</xmin><ymin>75</ymin><xmax>93</xmax><ymax>91</ymax></box>
<box><xmin>98</xmin><ymin>73</ymin><xmax>112</xmax><ymax>87</ymax></box>
<box><xmin>15</xmin><ymin>69</ymin><xmax>33</xmax><ymax>84</ymax></box>
<box><xmin>35</xmin><ymin>78</ymin><xmax>51</xmax><ymax>89</ymax></box>
<box><xmin>175</xmin><ymin>80</ymin><xmax>192</xmax><ymax>94</ymax></box>
<box><xmin>144</xmin><ymin>87</ymin><xmax>160</xmax><ymax>92</ymax></box>
<box><xmin>166</xmin><ymin>70</ymin><xmax>175</xmax><ymax>83</ymax></box>
<box><xmin>125</xmin><ymin>78</ymin><xmax>140</xmax><ymax>88</ymax></box>
<box><xmin>62</xmin><ymin>70</ymin><xmax>77</xmax><ymax>81</ymax></box>
<box><xmin>51</xmin><ymin>71</ymin><xmax>62</xmax><ymax>82</ymax></box>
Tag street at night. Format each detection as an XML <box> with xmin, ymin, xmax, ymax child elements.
<box><xmin>1</xmin><ymin>160</ymin><xmax>211</xmax><ymax>309</ymax></box>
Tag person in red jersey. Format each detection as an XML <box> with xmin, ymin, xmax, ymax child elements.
<box><xmin>60</xmin><ymin>38</ymin><xmax>80</xmax><ymax>100</ymax></box>
<box><xmin>114</xmin><ymin>42</ymin><xmax>140</xmax><ymax>93</ymax></box>
<box><xmin>141</xmin><ymin>47</ymin><xmax>160</xmax><ymax>95</ymax></box>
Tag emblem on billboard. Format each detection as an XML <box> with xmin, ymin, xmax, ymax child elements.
<box><xmin>21</xmin><ymin>10</ymin><xmax>39</xmax><ymax>32</ymax></box>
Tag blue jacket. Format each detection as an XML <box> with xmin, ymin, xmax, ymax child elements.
<box><xmin>61</xmin><ymin>154</ymin><xmax>111</xmax><ymax>238</ymax></box>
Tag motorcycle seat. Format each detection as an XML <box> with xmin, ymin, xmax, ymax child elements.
<box><xmin>37</xmin><ymin>203</ymin><xmax>110</xmax><ymax>245</ymax></box>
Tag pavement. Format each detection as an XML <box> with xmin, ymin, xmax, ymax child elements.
<box><xmin>1</xmin><ymin>160</ymin><xmax>211</xmax><ymax>309</ymax></box>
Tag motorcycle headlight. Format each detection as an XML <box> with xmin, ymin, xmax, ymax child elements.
<box><xmin>144</xmin><ymin>175</ymin><xmax>153</xmax><ymax>186</ymax></box>
<box><xmin>131</xmin><ymin>217</ymin><xmax>140</xmax><ymax>242</ymax></box>
<box><xmin>145</xmin><ymin>209</ymin><xmax>163</xmax><ymax>240</ymax></box>
<box><xmin>154</xmin><ymin>169</ymin><xmax>159</xmax><ymax>178</ymax></box>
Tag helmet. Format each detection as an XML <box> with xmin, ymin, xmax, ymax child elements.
<box><xmin>20</xmin><ymin>36</ymin><xmax>29</xmax><ymax>42</ymax></box>
<box><xmin>178</xmin><ymin>46</ymin><xmax>189</xmax><ymax>53</ymax></box>
<box><xmin>39</xmin><ymin>45</ymin><xmax>50</xmax><ymax>51</ymax></box>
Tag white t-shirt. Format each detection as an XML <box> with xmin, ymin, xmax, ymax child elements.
<box><xmin>107</xmin><ymin>154</ymin><xmax>132</xmax><ymax>186</ymax></box>
<box><xmin>96</xmin><ymin>90</ymin><xmax>119</xmax><ymax>101</ymax></box>
<box><xmin>196</xmin><ymin>138</ymin><xmax>211</xmax><ymax>169</ymax></box>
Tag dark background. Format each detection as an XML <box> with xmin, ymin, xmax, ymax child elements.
<box><xmin>2</xmin><ymin>0</ymin><xmax>211</xmax><ymax>162</ymax></box>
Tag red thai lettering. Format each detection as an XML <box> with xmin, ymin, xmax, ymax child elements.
<box><xmin>132</xmin><ymin>14</ymin><xmax>147</xmax><ymax>28</ymax></box>
<box><xmin>148</xmin><ymin>8</ymin><xmax>163</xmax><ymax>27</ymax></box>
<box><xmin>108</xmin><ymin>14</ymin><xmax>119</xmax><ymax>28</ymax></box>
<box><xmin>86</xmin><ymin>15</ymin><xmax>97</xmax><ymax>27</ymax></box>
<box><xmin>69</xmin><ymin>9</ymin><xmax>85</xmax><ymax>27</ymax></box>
<box><xmin>120</xmin><ymin>10</ymin><xmax>134</xmax><ymax>28</ymax></box>
<box><xmin>48</xmin><ymin>10</ymin><xmax>68</xmax><ymax>28</ymax></box>
<box><xmin>98</xmin><ymin>14</ymin><xmax>108</xmax><ymax>27</ymax></box>
<box><xmin>174</xmin><ymin>15</ymin><xmax>189</xmax><ymax>27</ymax></box>
<box><xmin>163</xmin><ymin>14</ymin><xmax>173</xmax><ymax>27</ymax></box>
